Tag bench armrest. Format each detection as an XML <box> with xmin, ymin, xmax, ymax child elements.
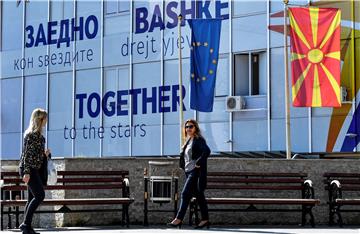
<box><xmin>302</xmin><ymin>179</ymin><xmax>315</xmax><ymax>199</ymax></box>
<box><xmin>329</xmin><ymin>180</ymin><xmax>342</xmax><ymax>202</ymax></box>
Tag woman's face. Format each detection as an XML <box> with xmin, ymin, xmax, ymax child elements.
<box><xmin>185</xmin><ymin>122</ymin><xmax>195</xmax><ymax>137</ymax></box>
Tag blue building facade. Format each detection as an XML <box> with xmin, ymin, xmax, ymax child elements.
<box><xmin>1</xmin><ymin>0</ymin><xmax>359</xmax><ymax>159</ymax></box>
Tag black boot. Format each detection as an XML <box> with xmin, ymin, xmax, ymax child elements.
<box><xmin>194</xmin><ymin>220</ymin><xmax>210</xmax><ymax>229</ymax></box>
<box><xmin>19</xmin><ymin>223</ymin><xmax>32</xmax><ymax>234</ymax></box>
<box><xmin>19</xmin><ymin>223</ymin><xmax>40</xmax><ymax>234</ymax></box>
<box><xmin>29</xmin><ymin>227</ymin><xmax>40</xmax><ymax>234</ymax></box>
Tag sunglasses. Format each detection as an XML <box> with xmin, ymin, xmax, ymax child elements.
<box><xmin>185</xmin><ymin>125</ymin><xmax>194</xmax><ymax>129</ymax></box>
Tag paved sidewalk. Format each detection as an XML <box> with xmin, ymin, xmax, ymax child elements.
<box><xmin>2</xmin><ymin>226</ymin><xmax>360</xmax><ymax>234</ymax></box>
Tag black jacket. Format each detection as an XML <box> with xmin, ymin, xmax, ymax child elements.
<box><xmin>19</xmin><ymin>132</ymin><xmax>49</xmax><ymax>185</ymax></box>
<box><xmin>19</xmin><ymin>132</ymin><xmax>45</xmax><ymax>174</ymax></box>
<box><xmin>179</xmin><ymin>136</ymin><xmax>211</xmax><ymax>191</ymax></box>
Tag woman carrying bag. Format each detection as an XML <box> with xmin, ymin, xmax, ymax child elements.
<box><xmin>19</xmin><ymin>108</ymin><xmax>51</xmax><ymax>234</ymax></box>
<box><xmin>167</xmin><ymin>119</ymin><xmax>211</xmax><ymax>229</ymax></box>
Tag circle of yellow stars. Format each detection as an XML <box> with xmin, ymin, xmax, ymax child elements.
<box><xmin>191</xmin><ymin>41</ymin><xmax>217</xmax><ymax>83</ymax></box>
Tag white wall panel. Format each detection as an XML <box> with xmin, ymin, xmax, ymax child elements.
<box><xmin>232</xmin><ymin>14</ymin><xmax>267</xmax><ymax>52</ymax></box>
<box><xmin>233</xmin><ymin>120</ymin><xmax>268</xmax><ymax>151</ymax></box>
<box><xmin>1</xmin><ymin>78</ymin><xmax>22</xmax><ymax>133</ymax></box>
<box><xmin>49</xmin><ymin>71</ymin><xmax>73</xmax><ymax>131</ymax></box>
<box><xmin>23</xmin><ymin>75</ymin><xmax>47</xmax><ymax>129</ymax></box>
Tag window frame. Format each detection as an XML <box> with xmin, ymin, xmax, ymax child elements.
<box><xmin>234</xmin><ymin>50</ymin><xmax>266</xmax><ymax>96</ymax></box>
<box><xmin>105</xmin><ymin>0</ymin><xmax>130</xmax><ymax>17</ymax></box>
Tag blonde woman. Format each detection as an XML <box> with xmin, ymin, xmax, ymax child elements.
<box><xmin>19</xmin><ymin>108</ymin><xmax>51</xmax><ymax>234</ymax></box>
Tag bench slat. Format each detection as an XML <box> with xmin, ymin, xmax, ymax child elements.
<box><xmin>58</xmin><ymin>171</ymin><xmax>128</xmax><ymax>176</ymax></box>
<box><xmin>2</xmin><ymin>177</ymin><xmax>125</xmax><ymax>184</ymax></box>
<box><xmin>207</xmin><ymin>184</ymin><xmax>304</xmax><ymax>190</ymax></box>
<box><xmin>0</xmin><ymin>172</ymin><xmax>19</xmax><ymax>177</ymax></box>
<box><xmin>334</xmin><ymin>199</ymin><xmax>360</xmax><ymax>205</ymax></box>
<box><xmin>2</xmin><ymin>184</ymin><xmax>124</xmax><ymax>191</ymax></box>
<box><xmin>325</xmin><ymin>185</ymin><xmax>360</xmax><ymax>191</ymax></box>
<box><xmin>1</xmin><ymin>198</ymin><xmax>134</xmax><ymax>206</ymax></box>
<box><xmin>208</xmin><ymin>172</ymin><xmax>307</xmax><ymax>177</ymax></box>
<box><xmin>324</xmin><ymin>173</ymin><xmax>360</xmax><ymax>178</ymax></box>
<box><xmin>324</xmin><ymin>179</ymin><xmax>360</xmax><ymax>185</ymax></box>
<box><xmin>205</xmin><ymin>198</ymin><xmax>320</xmax><ymax>205</ymax></box>
<box><xmin>1</xmin><ymin>171</ymin><xmax>129</xmax><ymax>177</ymax></box>
<box><xmin>207</xmin><ymin>178</ymin><xmax>304</xmax><ymax>183</ymax></box>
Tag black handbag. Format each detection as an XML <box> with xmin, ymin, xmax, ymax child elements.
<box><xmin>39</xmin><ymin>157</ymin><xmax>48</xmax><ymax>185</ymax></box>
<box><xmin>19</xmin><ymin>166</ymin><xmax>24</xmax><ymax>177</ymax></box>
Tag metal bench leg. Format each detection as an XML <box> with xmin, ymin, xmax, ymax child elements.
<box><xmin>189</xmin><ymin>201</ymin><xmax>193</xmax><ymax>226</ymax></box>
<box><xmin>301</xmin><ymin>205</ymin><xmax>306</xmax><ymax>226</ymax></box>
<box><xmin>329</xmin><ymin>204</ymin><xmax>335</xmax><ymax>226</ymax></box>
<box><xmin>335</xmin><ymin>205</ymin><xmax>343</xmax><ymax>227</ymax></box>
<box><xmin>144</xmin><ymin>178</ymin><xmax>148</xmax><ymax>226</ymax></box>
<box><xmin>8</xmin><ymin>207</ymin><xmax>12</xmax><ymax>229</ymax></box>
<box><xmin>174</xmin><ymin>178</ymin><xmax>178</xmax><ymax>219</ymax></box>
<box><xmin>1</xmin><ymin>204</ymin><xmax>4</xmax><ymax>231</ymax></box>
<box><xmin>15</xmin><ymin>206</ymin><xmax>20</xmax><ymax>228</ymax></box>
<box><xmin>126</xmin><ymin>204</ymin><xmax>130</xmax><ymax>228</ymax></box>
<box><xmin>144</xmin><ymin>197</ymin><xmax>148</xmax><ymax>226</ymax></box>
<box><xmin>309</xmin><ymin>209</ymin><xmax>315</xmax><ymax>227</ymax></box>
<box><xmin>194</xmin><ymin>203</ymin><xmax>199</xmax><ymax>225</ymax></box>
<box><xmin>121</xmin><ymin>204</ymin><xmax>125</xmax><ymax>227</ymax></box>
<box><xmin>302</xmin><ymin>205</ymin><xmax>316</xmax><ymax>227</ymax></box>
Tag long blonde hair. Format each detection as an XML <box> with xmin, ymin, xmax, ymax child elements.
<box><xmin>24</xmin><ymin>108</ymin><xmax>47</xmax><ymax>137</ymax></box>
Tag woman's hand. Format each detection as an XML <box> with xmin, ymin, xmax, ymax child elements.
<box><xmin>23</xmin><ymin>174</ymin><xmax>30</xmax><ymax>184</ymax></box>
<box><xmin>195</xmin><ymin>165</ymin><xmax>200</xmax><ymax>169</ymax></box>
<box><xmin>45</xmin><ymin>149</ymin><xmax>51</xmax><ymax>158</ymax></box>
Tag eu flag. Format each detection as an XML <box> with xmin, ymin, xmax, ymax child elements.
<box><xmin>188</xmin><ymin>19</ymin><xmax>222</xmax><ymax>112</ymax></box>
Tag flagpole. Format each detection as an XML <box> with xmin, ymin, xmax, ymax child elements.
<box><xmin>284</xmin><ymin>0</ymin><xmax>292</xmax><ymax>159</ymax></box>
<box><xmin>178</xmin><ymin>14</ymin><xmax>185</xmax><ymax>149</ymax></box>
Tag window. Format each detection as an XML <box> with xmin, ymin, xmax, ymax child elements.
<box><xmin>0</xmin><ymin>2</ymin><xmax>2</xmax><ymax>51</ymax></box>
<box><xmin>2</xmin><ymin>1</ymin><xmax>23</xmax><ymax>50</ymax></box>
<box><xmin>48</xmin><ymin>71</ymin><xmax>72</xmax><ymax>157</ymax></box>
<box><xmin>118</xmin><ymin>1</ymin><xmax>130</xmax><ymax>13</ymax></box>
<box><xmin>1</xmin><ymin>78</ymin><xmax>22</xmax><ymax>159</ymax></box>
<box><xmin>105</xmin><ymin>0</ymin><xmax>130</xmax><ymax>15</ymax></box>
<box><xmin>234</xmin><ymin>51</ymin><xmax>267</xmax><ymax>96</ymax></box>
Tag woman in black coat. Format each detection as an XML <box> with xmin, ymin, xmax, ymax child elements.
<box><xmin>168</xmin><ymin>119</ymin><xmax>211</xmax><ymax>229</ymax></box>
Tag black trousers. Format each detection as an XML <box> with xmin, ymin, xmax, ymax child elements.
<box><xmin>23</xmin><ymin>169</ymin><xmax>45</xmax><ymax>226</ymax></box>
<box><xmin>176</xmin><ymin>169</ymin><xmax>208</xmax><ymax>221</ymax></box>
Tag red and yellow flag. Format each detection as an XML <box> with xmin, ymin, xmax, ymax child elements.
<box><xmin>289</xmin><ymin>7</ymin><xmax>341</xmax><ymax>107</ymax></box>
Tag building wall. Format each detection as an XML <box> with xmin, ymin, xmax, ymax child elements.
<box><xmin>1</xmin><ymin>0</ymin><xmax>360</xmax><ymax>159</ymax></box>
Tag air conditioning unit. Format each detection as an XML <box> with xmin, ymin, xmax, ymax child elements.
<box><xmin>340</xmin><ymin>86</ymin><xmax>348</xmax><ymax>103</ymax></box>
<box><xmin>226</xmin><ymin>96</ymin><xmax>246</xmax><ymax>111</ymax></box>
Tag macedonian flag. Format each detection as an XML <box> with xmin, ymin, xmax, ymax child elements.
<box><xmin>289</xmin><ymin>7</ymin><xmax>341</xmax><ymax>107</ymax></box>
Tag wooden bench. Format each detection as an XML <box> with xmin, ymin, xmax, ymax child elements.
<box><xmin>0</xmin><ymin>170</ymin><xmax>134</xmax><ymax>230</ymax></box>
<box><xmin>190</xmin><ymin>172</ymin><xmax>320</xmax><ymax>227</ymax></box>
<box><xmin>324</xmin><ymin>172</ymin><xmax>360</xmax><ymax>226</ymax></box>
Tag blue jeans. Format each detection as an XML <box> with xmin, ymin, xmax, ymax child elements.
<box><xmin>176</xmin><ymin>169</ymin><xmax>208</xmax><ymax>221</ymax></box>
<box><xmin>23</xmin><ymin>169</ymin><xmax>45</xmax><ymax>226</ymax></box>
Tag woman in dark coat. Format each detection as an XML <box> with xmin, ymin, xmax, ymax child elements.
<box><xmin>168</xmin><ymin>119</ymin><xmax>211</xmax><ymax>229</ymax></box>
